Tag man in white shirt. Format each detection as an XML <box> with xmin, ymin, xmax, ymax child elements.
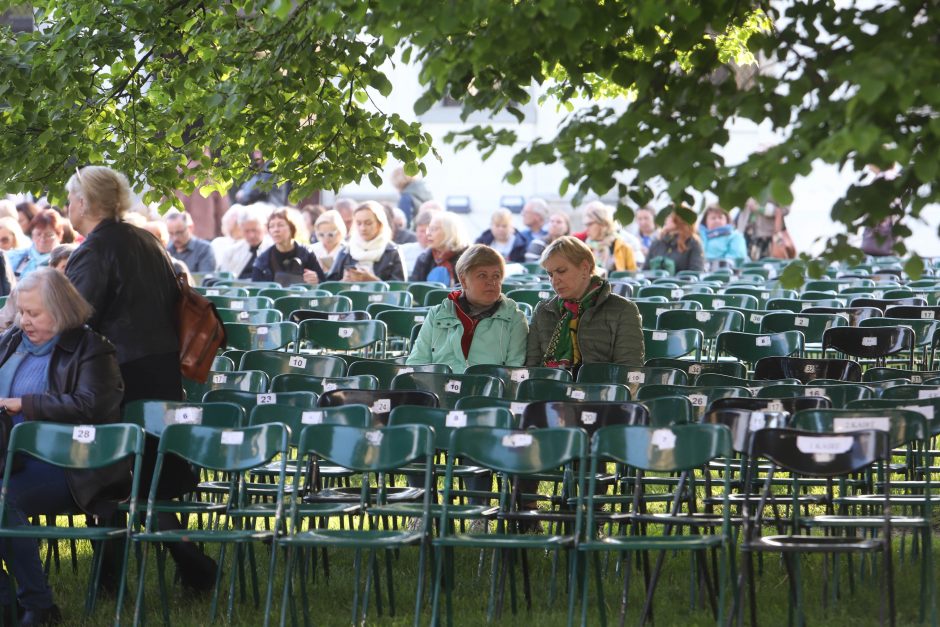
<box><xmin>216</xmin><ymin>203</ymin><xmax>273</xmax><ymax>278</ymax></box>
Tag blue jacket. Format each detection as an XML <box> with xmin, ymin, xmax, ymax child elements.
<box><xmin>703</xmin><ymin>226</ymin><xmax>748</xmax><ymax>265</ymax></box>
<box><xmin>475</xmin><ymin>230</ymin><xmax>528</xmax><ymax>263</ymax></box>
<box><xmin>406</xmin><ymin>295</ymin><xmax>528</xmax><ymax>373</ymax></box>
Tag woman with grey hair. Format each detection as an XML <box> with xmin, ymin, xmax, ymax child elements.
<box><xmin>407</xmin><ymin>244</ymin><xmax>527</xmax><ymax>371</ymax></box>
<box><xmin>408</xmin><ymin>211</ymin><xmax>469</xmax><ymax>285</ymax></box>
<box><xmin>0</xmin><ymin>268</ymin><xmax>125</xmax><ymax>625</ymax></box>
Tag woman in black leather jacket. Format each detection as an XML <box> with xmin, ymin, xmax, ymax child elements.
<box><xmin>0</xmin><ymin>268</ymin><xmax>125</xmax><ymax>625</ymax></box>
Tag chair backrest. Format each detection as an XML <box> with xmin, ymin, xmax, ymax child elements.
<box><xmin>644</xmin><ymin>358</ymin><xmax>746</xmax><ymax>380</ymax></box>
<box><xmin>633</xmin><ymin>299</ymin><xmax>700</xmax><ymax>328</ymax></box>
<box><xmin>202</xmin><ymin>388</ymin><xmax>319</xmax><ymax>413</ymax></box>
<box><xmin>317</xmin><ymin>388</ymin><xmax>439</xmax><ymax>425</ymax></box>
<box><xmin>591</xmin><ymin>423</ymin><xmax>732</xmax><ymax>471</ymax></box>
<box><xmin>791</xmin><ymin>408</ymin><xmax>926</xmax><ymax>449</ymax></box>
<box><xmin>340</xmin><ymin>289</ymin><xmax>413</xmax><ymax>310</ymax></box>
<box><xmin>124</xmin><ymin>400</ymin><xmax>246</xmax><ymax>436</ymax></box>
<box><xmin>642</xmin><ymin>328</ymin><xmax>704</xmax><ymax>360</ymax></box>
<box><xmin>715</xmin><ymin>331</ymin><xmax>804</xmax><ymax>365</ymax></box>
<box><xmin>700</xmin><ymin>408</ymin><xmax>789</xmax><ymax>454</ymax></box>
<box><xmin>637</xmin><ymin>395</ymin><xmax>694</xmax><ymax>426</ymax></box>
<box><xmin>239</xmin><ymin>349</ymin><xmax>346</xmax><ymax>378</ymax></box>
<box><xmin>390</xmin><ymin>371</ymin><xmax>504</xmax><ymax>409</ymax></box>
<box><xmin>709</xmin><ymin>395</ymin><xmax>831</xmax><ymax>415</ymax></box>
<box><xmin>884</xmin><ymin>305</ymin><xmax>940</xmax><ymax>321</ymax></box>
<box><xmin>299</xmin><ymin>423</ymin><xmax>433</xmax><ymax>472</ymax></box>
<box><xmin>520</xmin><ymin>400</ymin><xmax>649</xmax><ymax>433</ymax></box>
<box><xmin>217</xmin><ymin>307</ymin><xmax>283</xmax><ymax>324</ymax></box>
<box><xmin>288</xmin><ymin>310</ymin><xmax>370</xmax><ymax>324</ymax></box>
<box><xmin>465</xmin><ymin>364</ymin><xmax>571</xmax><ymax>399</ymax></box>
<box><xmin>347</xmin><ymin>360</ymin><xmax>452</xmax><ymax>387</ymax></box>
<box><xmin>223</xmin><ymin>321</ymin><xmax>299</xmax><ymax>351</ymax></box>
<box><xmin>753</xmin><ymin>356</ymin><xmax>862</xmax><ymax>384</ymax></box>
<box><xmin>504</xmin><ymin>288</ymin><xmax>554</xmax><ymax>308</ymax></box>
<box><xmin>860</xmin><ymin>317</ymin><xmax>940</xmax><ymax>347</ymax></box>
<box><xmin>5</xmin><ymin>421</ymin><xmax>144</xmax><ymax>471</ymax></box>
<box><xmin>759</xmin><ymin>312</ymin><xmax>847</xmax><ymax>344</ymax></box>
<box><xmin>375</xmin><ymin>308</ymin><xmax>432</xmax><ymax>340</ymax></box>
<box><xmin>681</xmin><ymin>293</ymin><xmax>760</xmax><ymax>310</ymax></box>
<box><xmin>248</xmin><ymin>403</ymin><xmax>373</xmax><ymax>445</ymax></box>
<box><xmin>388</xmin><ymin>405</ymin><xmax>515</xmax><ymax>450</ymax></box>
<box><xmin>693</xmin><ymin>373</ymin><xmax>800</xmax><ymax>388</ymax></box>
<box><xmin>879</xmin><ymin>384</ymin><xmax>940</xmax><ymax>400</ymax></box>
<box><xmin>183</xmin><ymin>369</ymin><xmax>269</xmax><ymax>401</ymax></box>
<box><xmin>212</xmin><ymin>355</ymin><xmax>236</xmax><ymax>372</ymax></box>
<box><xmin>801</xmin><ymin>306</ymin><xmax>883</xmax><ymax>325</ymax></box>
<box><xmin>448</xmin><ymin>426</ymin><xmax>586</xmax><ymax>475</ymax></box>
<box><xmin>756</xmin><ymin>383</ymin><xmax>873</xmax><ymax>408</ymax></box>
<box><xmin>850</xmin><ymin>296</ymin><xmax>928</xmax><ymax>311</ymax></box>
<box><xmin>515</xmin><ymin>379</ymin><xmax>631</xmax><ymax>403</ymax></box>
<box><xmin>822</xmin><ymin>325</ymin><xmax>915</xmax><ymax>366</ymax></box>
<box><xmin>657</xmin><ymin>309</ymin><xmax>745</xmax><ymax>337</ymax></box>
<box><xmin>297</xmin><ymin>319</ymin><xmax>387</xmax><ymax>353</ymax></box>
<box><xmin>269</xmin><ymin>373</ymin><xmax>378</xmax><ymax>394</ymax></box>
<box><xmin>319</xmin><ymin>281</ymin><xmax>389</xmax><ymax>294</ymax></box>
<box><xmin>863</xmin><ymin>367</ymin><xmax>940</xmax><ymax>384</ymax></box>
<box><xmin>273</xmin><ymin>294</ymin><xmax>353</xmax><ymax>318</ymax></box>
<box><xmin>747</xmin><ymin>427</ymin><xmax>890</xmax><ymax>477</ymax></box>
<box><xmin>207</xmin><ymin>295</ymin><xmax>276</xmax><ymax>311</ymax></box>
<box><xmin>423</xmin><ymin>288</ymin><xmax>452</xmax><ymax>307</ymax></box>
<box><xmin>157</xmin><ymin>423</ymin><xmax>289</xmax><ymax>473</ymax></box>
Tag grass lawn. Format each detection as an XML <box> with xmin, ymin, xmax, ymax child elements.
<box><xmin>31</xmin><ymin>522</ymin><xmax>931</xmax><ymax>626</ymax></box>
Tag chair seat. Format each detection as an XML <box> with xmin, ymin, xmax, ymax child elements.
<box><xmin>746</xmin><ymin>534</ymin><xmax>884</xmax><ymax>552</ymax></box>
<box><xmin>0</xmin><ymin>526</ymin><xmax>127</xmax><ymax>541</ymax></box>
<box><xmin>433</xmin><ymin>532</ymin><xmax>575</xmax><ymax>549</ymax></box>
<box><xmin>580</xmin><ymin>533</ymin><xmax>726</xmax><ymax>552</ymax></box>
<box><xmin>134</xmin><ymin>528</ymin><xmax>273</xmax><ymax>543</ymax></box>
<box><xmin>304</xmin><ymin>486</ymin><xmax>424</xmax><ymax>503</ymax></box>
<box><xmin>803</xmin><ymin>515</ymin><xmax>927</xmax><ymax>528</ymax></box>
<box><xmin>280</xmin><ymin>528</ymin><xmax>423</xmax><ymax>548</ymax></box>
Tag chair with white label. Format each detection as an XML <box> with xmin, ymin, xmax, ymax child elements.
<box><xmin>642</xmin><ymin>328</ymin><xmax>704</xmax><ymax>361</ymax></box>
<box><xmin>515</xmin><ymin>379</ymin><xmax>631</xmax><ymax>403</ymax></box>
<box><xmin>681</xmin><ymin>292</ymin><xmax>760</xmax><ymax>311</ymax></box>
<box><xmin>202</xmin><ymin>389</ymin><xmax>319</xmax><ymax>413</ymax></box>
<box><xmin>823</xmin><ymin>325</ymin><xmax>916</xmax><ymax>370</ymax></box>
<box><xmin>339</xmin><ymin>289</ymin><xmax>413</xmax><ymax>311</ymax></box>
<box><xmin>296</xmin><ymin>318</ymin><xmax>387</xmax><ymax>358</ymax></box>
<box><xmin>657</xmin><ymin>309</ymin><xmax>745</xmax><ymax>360</ymax></box>
<box><xmin>375</xmin><ymin>308</ymin><xmax>431</xmax><ymax>354</ymax></box>
<box><xmin>466</xmin><ymin>364</ymin><xmax>572</xmax><ymax>399</ymax></box>
<box><xmin>269</xmin><ymin>373</ymin><xmax>378</xmax><ymax>394</ymax></box>
<box><xmin>504</xmin><ymin>287</ymin><xmax>555</xmax><ymax>309</ymax></box>
<box><xmin>318</xmin><ymin>280</ymin><xmax>389</xmax><ymax>294</ymax></box>
<box><xmin>753</xmin><ymin>356</ymin><xmax>862</xmax><ymax>384</ymax></box>
<box><xmin>859</xmin><ymin>317</ymin><xmax>940</xmax><ymax>369</ymax></box>
<box><xmin>273</xmin><ymin>294</ymin><xmax>353</xmax><ymax>319</ymax></box>
<box><xmin>223</xmin><ymin>321</ymin><xmax>299</xmax><ymax>351</ymax></box>
<box><xmin>760</xmin><ymin>312</ymin><xmax>848</xmax><ymax>356</ymax></box>
<box><xmin>239</xmin><ymin>349</ymin><xmax>346</xmax><ymax>379</ymax></box>
<box><xmin>391</xmin><ymin>371</ymin><xmax>504</xmax><ymax>410</ymax></box>
<box><xmin>347</xmin><ymin>360</ymin><xmax>451</xmax><ymax>388</ymax></box>
<box><xmin>206</xmin><ymin>295</ymin><xmax>276</xmax><ymax>311</ymax></box>
<box><xmin>216</xmin><ymin>307</ymin><xmax>283</xmax><ymax>325</ymax></box>
<box><xmin>633</xmin><ymin>299</ymin><xmax>699</xmax><ymax>329</ymax></box>
<box><xmin>756</xmin><ymin>383</ymin><xmax>874</xmax><ymax>409</ymax></box>
<box><xmin>182</xmin><ymin>369</ymin><xmax>269</xmax><ymax>402</ymax></box>
<box><xmin>644</xmin><ymin>358</ymin><xmax>746</xmax><ymax>381</ymax></box>
<box><xmin>636</xmin><ymin>384</ymin><xmax>751</xmax><ymax>420</ymax></box>
<box><xmin>575</xmin><ymin>363</ymin><xmax>686</xmax><ymax>399</ymax></box>
<box><xmin>715</xmin><ymin>330</ymin><xmax>805</xmax><ymax>371</ymax></box>
<box><xmin>317</xmin><ymin>388</ymin><xmax>439</xmax><ymax>426</ymax></box>
<box><xmin>734</xmin><ymin>428</ymin><xmax>897</xmax><ymax>627</ymax></box>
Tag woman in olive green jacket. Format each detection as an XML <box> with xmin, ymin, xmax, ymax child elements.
<box><xmin>408</xmin><ymin>244</ymin><xmax>528</xmax><ymax>373</ymax></box>
<box><xmin>527</xmin><ymin>236</ymin><xmax>644</xmax><ymax>368</ymax></box>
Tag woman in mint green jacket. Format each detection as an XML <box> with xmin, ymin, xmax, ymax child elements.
<box><xmin>407</xmin><ymin>244</ymin><xmax>528</xmax><ymax>373</ymax></box>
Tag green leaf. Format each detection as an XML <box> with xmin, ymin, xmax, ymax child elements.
<box><xmin>903</xmin><ymin>256</ymin><xmax>924</xmax><ymax>281</ymax></box>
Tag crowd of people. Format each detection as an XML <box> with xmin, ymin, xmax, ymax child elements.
<box><xmin>0</xmin><ymin>161</ymin><xmax>827</xmax><ymax>623</ymax></box>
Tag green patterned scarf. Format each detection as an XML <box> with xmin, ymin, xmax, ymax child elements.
<box><xmin>543</xmin><ymin>276</ymin><xmax>605</xmax><ymax>368</ymax></box>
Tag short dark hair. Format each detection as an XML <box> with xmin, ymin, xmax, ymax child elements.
<box><xmin>28</xmin><ymin>209</ymin><xmax>64</xmax><ymax>237</ymax></box>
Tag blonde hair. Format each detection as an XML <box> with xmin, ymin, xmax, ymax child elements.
<box><xmin>540</xmin><ymin>236</ymin><xmax>598</xmax><ymax>273</ymax></box>
<box><xmin>314</xmin><ymin>209</ymin><xmax>347</xmax><ymax>240</ymax></box>
<box><xmin>12</xmin><ymin>267</ymin><xmax>93</xmax><ymax>333</ymax></box>
<box><xmin>491</xmin><ymin>208</ymin><xmax>513</xmax><ymax>225</ymax></box>
<box><xmin>354</xmin><ymin>201</ymin><xmax>391</xmax><ymax>239</ymax></box>
<box><xmin>66</xmin><ymin>166</ymin><xmax>133</xmax><ymax>220</ymax></box>
<box><xmin>0</xmin><ymin>216</ymin><xmax>27</xmax><ymax>249</ymax></box>
<box><xmin>583</xmin><ymin>202</ymin><xmax>617</xmax><ymax>238</ymax></box>
<box><xmin>455</xmin><ymin>244</ymin><xmax>505</xmax><ymax>280</ymax></box>
<box><xmin>429</xmin><ymin>212</ymin><xmax>469</xmax><ymax>252</ymax></box>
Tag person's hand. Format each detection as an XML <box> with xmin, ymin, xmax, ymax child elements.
<box><xmin>344</xmin><ymin>267</ymin><xmax>378</xmax><ymax>282</ymax></box>
<box><xmin>302</xmin><ymin>269</ymin><xmax>320</xmax><ymax>286</ymax></box>
<box><xmin>0</xmin><ymin>398</ymin><xmax>22</xmax><ymax>414</ymax></box>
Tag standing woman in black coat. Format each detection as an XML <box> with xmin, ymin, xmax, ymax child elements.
<box><xmin>64</xmin><ymin>165</ymin><xmax>216</xmax><ymax>591</ymax></box>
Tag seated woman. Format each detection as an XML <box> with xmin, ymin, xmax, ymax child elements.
<box><xmin>582</xmin><ymin>203</ymin><xmax>637</xmax><ymax>273</ymax></box>
<box><xmin>8</xmin><ymin>209</ymin><xmax>65</xmax><ymax>279</ymax></box>
<box><xmin>527</xmin><ymin>236</ymin><xmax>644</xmax><ymax>369</ymax></box>
<box><xmin>252</xmin><ymin>208</ymin><xmax>325</xmax><ymax>286</ymax></box>
<box><xmin>701</xmin><ymin>204</ymin><xmax>747</xmax><ymax>268</ymax></box>
<box><xmin>525</xmin><ymin>211</ymin><xmax>570</xmax><ymax>263</ymax></box>
<box><xmin>475</xmin><ymin>208</ymin><xmax>527</xmax><ymax>263</ymax></box>
<box><xmin>326</xmin><ymin>201</ymin><xmax>405</xmax><ymax>282</ymax></box>
<box><xmin>644</xmin><ymin>209</ymin><xmax>705</xmax><ymax>273</ymax></box>
<box><xmin>0</xmin><ymin>268</ymin><xmax>126</xmax><ymax>624</ymax></box>
<box><xmin>409</xmin><ymin>211</ymin><xmax>469</xmax><ymax>286</ymax></box>
<box><xmin>310</xmin><ymin>209</ymin><xmax>347</xmax><ymax>275</ymax></box>
<box><xmin>408</xmin><ymin>244</ymin><xmax>528</xmax><ymax>372</ymax></box>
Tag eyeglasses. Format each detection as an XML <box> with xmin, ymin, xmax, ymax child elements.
<box><xmin>32</xmin><ymin>232</ymin><xmax>58</xmax><ymax>241</ymax></box>
<box><xmin>317</xmin><ymin>231</ymin><xmax>339</xmax><ymax>239</ymax></box>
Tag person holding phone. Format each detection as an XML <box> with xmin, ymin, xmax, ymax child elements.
<box><xmin>326</xmin><ymin>201</ymin><xmax>405</xmax><ymax>282</ymax></box>
<box><xmin>252</xmin><ymin>208</ymin><xmax>324</xmax><ymax>286</ymax></box>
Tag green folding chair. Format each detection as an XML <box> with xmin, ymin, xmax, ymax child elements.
<box><xmin>239</xmin><ymin>349</ymin><xmax>346</xmax><ymax>379</ymax></box>
<box><xmin>642</xmin><ymin>328</ymin><xmax>704</xmax><ymax>360</ymax></box>
<box><xmin>715</xmin><ymin>330</ymin><xmax>804</xmax><ymax>369</ymax></box>
<box><xmin>217</xmin><ymin>308</ymin><xmax>283</xmax><ymax>324</ymax></box>
<box><xmin>223</xmin><ymin>321</ymin><xmax>299</xmax><ymax>351</ymax></box>
<box><xmin>391</xmin><ymin>371</ymin><xmax>504</xmax><ymax>409</ymax></box>
<box><xmin>340</xmin><ymin>289</ymin><xmax>414</xmax><ymax>311</ymax></box>
<box><xmin>182</xmin><ymin>369</ymin><xmax>269</xmax><ymax>402</ymax></box>
<box><xmin>756</xmin><ymin>383</ymin><xmax>874</xmax><ymax>408</ymax></box>
<box><xmin>273</xmin><ymin>295</ymin><xmax>353</xmax><ymax>319</ymax></box>
<box><xmin>269</xmin><ymin>373</ymin><xmax>378</xmax><ymax>394</ymax></box>
<box><xmin>318</xmin><ymin>280</ymin><xmax>389</xmax><ymax>294</ymax></box>
<box><xmin>347</xmin><ymin>360</ymin><xmax>452</xmax><ymax>388</ymax></box>
<box><xmin>207</xmin><ymin>295</ymin><xmax>276</xmax><ymax>311</ymax></box>
<box><xmin>516</xmin><ymin>379</ymin><xmax>631</xmax><ymax>402</ymax></box>
<box><xmin>297</xmin><ymin>319</ymin><xmax>387</xmax><ymax>358</ymax></box>
<box><xmin>465</xmin><ymin>364</ymin><xmax>572</xmax><ymax>399</ymax></box>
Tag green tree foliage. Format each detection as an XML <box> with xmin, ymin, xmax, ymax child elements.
<box><xmin>0</xmin><ymin>0</ymin><xmax>936</xmax><ymax>268</ymax></box>
<box><xmin>0</xmin><ymin>0</ymin><xmax>435</xmax><ymax>204</ymax></box>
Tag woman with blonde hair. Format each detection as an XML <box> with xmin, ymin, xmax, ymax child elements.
<box><xmin>326</xmin><ymin>200</ymin><xmax>404</xmax><ymax>282</ymax></box>
<box><xmin>0</xmin><ymin>216</ymin><xmax>27</xmax><ymax>252</ymax></box>
<box><xmin>409</xmin><ymin>211</ymin><xmax>469</xmax><ymax>285</ymax></box>
<box><xmin>527</xmin><ymin>236</ymin><xmax>644</xmax><ymax>369</ymax></box>
<box><xmin>644</xmin><ymin>208</ymin><xmax>705</xmax><ymax>273</ymax></box>
<box><xmin>311</xmin><ymin>209</ymin><xmax>347</xmax><ymax>274</ymax></box>
<box><xmin>475</xmin><ymin>208</ymin><xmax>527</xmax><ymax>263</ymax></box>
<box><xmin>582</xmin><ymin>203</ymin><xmax>637</xmax><ymax>272</ymax></box>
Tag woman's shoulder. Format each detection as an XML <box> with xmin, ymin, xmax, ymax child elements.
<box><xmin>59</xmin><ymin>325</ymin><xmax>117</xmax><ymax>355</ymax></box>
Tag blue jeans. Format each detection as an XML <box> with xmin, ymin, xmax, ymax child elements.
<box><xmin>0</xmin><ymin>459</ymin><xmax>73</xmax><ymax>610</ymax></box>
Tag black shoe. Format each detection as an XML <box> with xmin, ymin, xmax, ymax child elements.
<box><xmin>18</xmin><ymin>604</ymin><xmax>61</xmax><ymax>627</ymax></box>
<box><xmin>175</xmin><ymin>548</ymin><xmax>218</xmax><ymax>594</ymax></box>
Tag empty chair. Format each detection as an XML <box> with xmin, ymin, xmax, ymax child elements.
<box><xmin>269</xmin><ymin>373</ymin><xmax>378</xmax><ymax>394</ymax></box>
<box><xmin>759</xmin><ymin>312</ymin><xmax>847</xmax><ymax>346</ymax></box>
<box><xmin>643</xmin><ymin>328</ymin><xmax>704</xmax><ymax>360</ymax></box>
<box><xmin>288</xmin><ymin>309</ymin><xmax>370</xmax><ymax>323</ymax></box>
<box><xmin>317</xmin><ymin>388</ymin><xmax>438</xmax><ymax>425</ymax></box>
<box><xmin>822</xmin><ymin>325</ymin><xmax>916</xmax><ymax>369</ymax></box>
<box><xmin>753</xmin><ymin>356</ymin><xmax>862</xmax><ymax>384</ymax></box>
<box><xmin>391</xmin><ymin>371</ymin><xmax>504</xmax><ymax>409</ymax></box>
<box><xmin>709</xmin><ymin>395</ymin><xmax>831</xmax><ymax>414</ymax></box>
<box><xmin>801</xmin><ymin>305</ymin><xmax>883</xmax><ymax>325</ymax></box>
<box><xmin>644</xmin><ymin>358</ymin><xmax>746</xmax><ymax>380</ymax></box>
<box><xmin>521</xmin><ymin>400</ymin><xmax>649</xmax><ymax>429</ymax></box>
<box><xmin>850</xmin><ymin>296</ymin><xmax>927</xmax><ymax>311</ymax></box>
<box><xmin>239</xmin><ymin>349</ymin><xmax>346</xmax><ymax>379</ymax></box>
<box><xmin>347</xmin><ymin>360</ymin><xmax>452</xmax><ymax>388</ymax></box>
<box><xmin>273</xmin><ymin>294</ymin><xmax>352</xmax><ymax>319</ymax></box>
<box><xmin>465</xmin><ymin>364</ymin><xmax>571</xmax><ymax>399</ymax></box>
<box><xmin>715</xmin><ymin>331</ymin><xmax>804</xmax><ymax>368</ymax></box>
<box><xmin>223</xmin><ymin>321</ymin><xmax>299</xmax><ymax>351</ymax></box>
<box><xmin>516</xmin><ymin>379</ymin><xmax>631</xmax><ymax>402</ymax></box>
<box><xmin>296</xmin><ymin>319</ymin><xmax>387</xmax><ymax>357</ymax></box>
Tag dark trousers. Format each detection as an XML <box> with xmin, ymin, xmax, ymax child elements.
<box><xmin>0</xmin><ymin>461</ymin><xmax>71</xmax><ymax>610</ymax></box>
